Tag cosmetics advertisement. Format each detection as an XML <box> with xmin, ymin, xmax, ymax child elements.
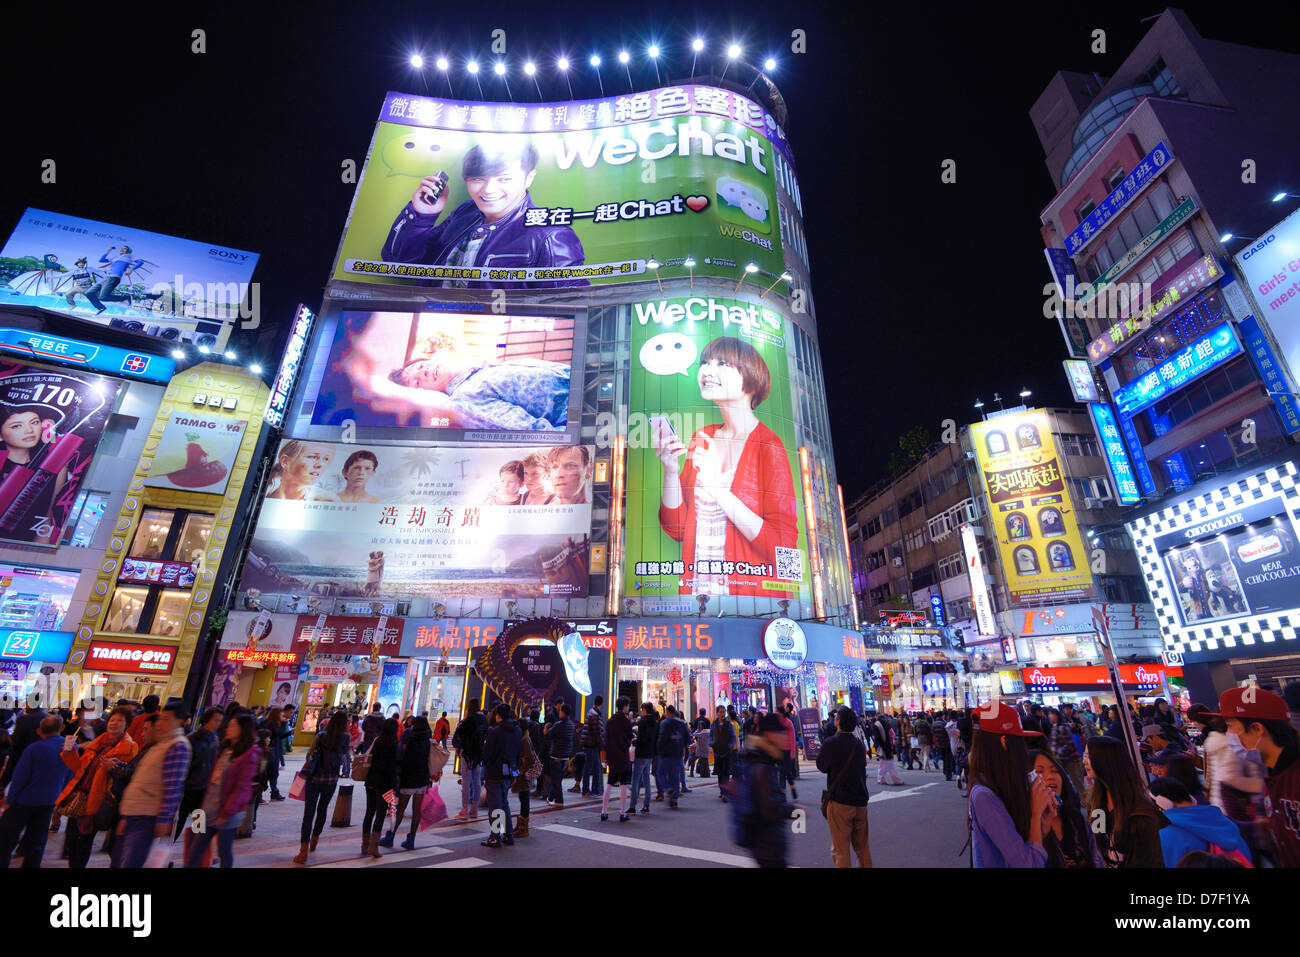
<box><xmin>0</xmin><ymin>360</ymin><xmax>121</xmax><ymax>546</ymax></box>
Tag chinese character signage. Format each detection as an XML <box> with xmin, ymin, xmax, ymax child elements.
<box><xmin>0</xmin><ymin>327</ymin><xmax>174</xmax><ymax>384</ymax></box>
<box><xmin>143</xmin><ymin>411</ymin><xmax>248</xmax><ymax>495</ymax></box>
<box><xmin>1233</xmin><ymin>208</ymin><xmax>1300</xmax><ymax>415</ymax></box>
<box><xmin>1238</xmin><ymin>314</ymin><xmax>1300</xmax><ymax>434</ymax></box>
<box><xmin>1063</xmin><ymin>141</ymin><xmax>1173</xmax><ymax>256</ymax></box>
<box><xmin>1087</xmin><ymin>250</ymin><xmax>1220</xmax><ymax>363</ymax></box>
<box><xmin>305</xmin><ymin>306</ymin><xmax>581</xmax><ymax>444</ymax></box>
<box><xmin>1076</xmin><ymin>197</ymin><xmax>1198</xmax><ymax>311</ymax></box>
<box><xmin>1088</xmin><ymin>403</ymin><xmax>1141</xmax><ymax>505</ymax></box>
<box><xmin>238</xmin><ymin>439</ymin><xmax>596</xmax><ymax>601</ymax></box>
<box><xmin>1063</xmin><ymin>359</ymin><xmax>1099</xmax><ymax>402</ymax></box>
<box><xmin>0</xmin><ymin>360</ymin><xmax>122</xmax><ymax>547</ymax></box>
<box><xmin>265</xmin><ymin>305</ymin><xmax>313</xmax><ymax>428</ymax></box>
<box><xmin>0</xmin><ymin>208</ymin><xmax>257</xmax><ymax>352</ymax></box>
<box><xmin>1112</xmin><ymin>322</ymin><xmax>1242</xmax><ymax>417</ymax></box>
<box><xmin>331</xmin><ymin>88</ymin><xmax>785</xmax><ymax>289</ymax></box>
<box><xmin>624</xmin><ymin>296</ymin><xmax>809</xmax><ymax>601</ymax></box>
<box><xmin>970</xmin><ymin>409</ymin><xmax>1096</xmax><ymax>604</ymax></box>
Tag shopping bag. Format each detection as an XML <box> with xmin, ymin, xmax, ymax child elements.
<box><xmin>418</xmin><ymin>788</ymin><xmax>448</xmax><ymax>831</ymax></box>
<box><xmin>288</xmin><ymin>773</ymin><xmax>307</xmax><ymax>801</ymax></box>
<box><xmin>144</xmin><ymin>836</ymin><xmax>174</xmax><ymax>868</ymax></box>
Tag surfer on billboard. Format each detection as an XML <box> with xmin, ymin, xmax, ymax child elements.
<box><xmin>381</xmin><ymin>139</ymin><xmax>589</xmax><ymax>289</ymax></box>
<box><xmin>651</xmin><ymin>336</ymin><xmax>798</xmax><ymax>596</ymax></box>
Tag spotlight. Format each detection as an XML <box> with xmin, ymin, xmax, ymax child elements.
<box><xmin>692</xmin><ymin>37</ymin><xmax>704</xmax><ymax>52</ymax></box>
<box><xmin>727</xmin><ymin>43</ymin><xmax>741</xmax><ymax>58</ymax></box>
<box><xmin>589</xmin><ymin>54</ymin><xmax>601</xmax><ymax>67</ymax></box>
<box><xmin>198</xmin><ymin>345</ymin><xmax>210</xmax><ymax>354</ymax></box>
<box><xmin>171</xmin><ymin>349</ymin><xmax>184</xmax><ymax>359</ymax></box>
<box><xmin>409</xmin><ymin>54</ymin><xmax>423</xmax><ymax>69</ymax></box>
<box><xmin>744</xmin><ymin>262</ymin><xmax>758</xmax><ymax>273</ymax></box>
<box><xmin>494</xmin><ymin>61</ymin><xmax>505</xmax><ymax>75</ymax></box>
<box><xmin>1019</xmin><ymin>388</ymin><xmax>1032</xmax><ymax>399</ymax></box>
<box><xmin>436</xmin><ymin>56</ymin><xmax>449</xmax><ymax>71</ymax></box>
<box><xmin>467</xmin><ymin>60</ymin><xmax>479</xmax><ymax>74</ymax></box>
<box><xmin>764</xmin><ymin>57</ymin><xmax>776</xmax><ymax>71</ymax></box>
<box><xmin>524</xmin><ymin>61</ymin><xmax>536</xmax><ymax>75</ymax></box>
<box><xmin>683</xmin><ymin>257</ymin><xmax>696</xmax><ymax>268</ymax></box>
<box><xmin>648</xmin><ymin>45</ymin><xmax>659</xmax><ymax>57</ymax></box>
<box><xmin>225</xmin><ymin>351</ymin><xmax>237</xmax><ymax>360</ymax></box>
<box><xmin>646</xmin><ymin>258</ymin><xmax>660</xmax><ymax>270</ymax></box>
<box><xmin>557</xmin><ymin>56</ymin><xmax>569</xmax><ymax>70</ymax></box>
<box><xmin>618</xmin><ymin>50</ymin><xmax>629</xmax><ymax>64</ymax></box>
<box><xmin>250</xmin><ymin>364</ymin><xmax>263</xmax><ymax>375</ymax></box>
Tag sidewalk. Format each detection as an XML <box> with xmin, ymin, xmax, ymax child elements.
<box><xmin>36</xmin><ymin>750</ymin><xmax>747</xmax><ymax>868</ymax></box>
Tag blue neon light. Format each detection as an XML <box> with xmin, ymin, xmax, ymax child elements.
<box><xmin>1112</xmin><ymin>322</ymin><xmax>1242</xmax><ymax>418</ymax></box>
<box><xmin>1088</xmin><ymin>403</ymin><xmax>1141</xmax><ymax>505</ymax></box>
<box><xmin>0</xmin><ymin>328</ymin><xmax>174</xmax><ymax>383</ymax></box>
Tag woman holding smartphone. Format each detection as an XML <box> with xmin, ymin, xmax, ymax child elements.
<box><xmin>967</xmin><ymin>701</ymin><xmax>1052</xmax><ymax>867</ymax></box>
<box><xmin>1029</xmin><ymin>748</ymin><xmax>1102</xmax><ymax>867</ymax></box>
<box><xmin>651</xmin><ymin>336</ymin><xmax>798</xmax><ymax>597</ymax></box>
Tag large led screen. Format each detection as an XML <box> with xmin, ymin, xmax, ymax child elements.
<box><xmin>305</xmin><ymin>307</ymin><xmax>579</xmax><ymax>444</ymax></box>
<box><xmin>239</xmin><ymin>439</ymin><xmax>595</xmax><ymax>601</ymax></box>
<box><xmin>331</xmin><ymin>87</ymin><xmax>786</xmax><ymax>289</ymax></box>
<box><xmin>623</xmin><ymin>296</ymin><xmax>809</xmax><ymax>602</ymax></box>
<box><xmin>0</xmin><ymin>209</ymin><xmax>258</xmax><ymax>352</ymax></box>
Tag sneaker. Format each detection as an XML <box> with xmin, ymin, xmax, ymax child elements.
<box><xmin>454</xmin><ymin>810</ymin><xmax>469</xmax><ymax>821</ymax></box>
<box><xmin>641</xmin><ymin>806</ymin><xmax>649</xmax><ymax>813</ymax></box>
<box><xmin>654</xmin><ymin>794</ymin><xmax>664</xmax><ymax>802</ymax></box>
<box><xmin>669</xmin><ymin>800</ymin><xmax>679</xmax><ymax>809</ymax></box>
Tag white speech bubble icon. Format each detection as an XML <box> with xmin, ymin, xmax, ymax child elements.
<box><xmin>639</xmin><ymin>332</ymin><xmax>697</xmax><ymax>376</ymax></box>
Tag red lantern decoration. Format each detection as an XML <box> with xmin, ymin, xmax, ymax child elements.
<box><xmin>667</xmin><ymin>667</ymin><xmax>682</xmax><ymax>684</ymax></box>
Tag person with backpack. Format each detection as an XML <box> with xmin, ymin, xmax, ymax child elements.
<box><xmin>871</xmin><ymin>712</ymin><xmax>904</xmax><ymax>786</ymax></box>
<box><xmin>629</xmin><ymin>703</ymin><xmax>658</xmax><ymax>815</ymax></box>
<box><xmin>292</xmin><ymin>710</ymin><xmax>351</xmax><ymax>865</ymax></box>
<box><xmin>655</xmin><ymin>706</ymin><xmax>690</xmax><ymax>808</ymax></box>
<box><xmin>1149</xmin><ymin>776</ymin><xmax>1252</xmax><ymax>868</ymax></box>
<box><xmin>817</xmin><ymin>706</ymin><xmax>871</xmax><ymax>867</ymax></box>
<box><xmin>580</xmin><ymin>696</ymin><xmax>605</xmax><ymax>796</ymax></box>
<box><xmin>481</xmin><ymin>704</ymin><xmax>522</xmax><ymax>848</ymax></box>
<box><xmin>710</xmin><ymin>705</ymin><xmax>737</xmax><ymax>800</ymax></box>
<box><xmin>732</xmin><ymin>713</ymin><xmax>796</xmax><ymax>868</ymax></box>
<box><xmin>453</xmin><ymin>705</ymin><xmax>487</xmax><ymax>821</ymax></box>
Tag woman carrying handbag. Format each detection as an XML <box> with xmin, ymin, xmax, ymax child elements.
<box><xmin>293</xmin><ymin>711</ymin><xmax>351</xmax><ymax>865</ymax></box>
<box><xmin>55</xmin><ymin>707</ymin><xmax>137</xmax><ymax>869</ymax></box>
<box><xmin>512</xmin><ymin>711</ymin><xmax>543</xmax><ymax>838</ymax></box>
<box><xmin>359</xmin><ymin>718</ymin><xmax>398</xmax><ymax>858</ymax></box>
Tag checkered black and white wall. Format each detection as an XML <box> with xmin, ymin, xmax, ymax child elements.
<box><xmin>1125</xmin><ymin>460</ymin><xmax>1300</xmax><ymax>660</ymax></box>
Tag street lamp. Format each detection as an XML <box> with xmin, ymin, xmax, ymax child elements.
<box><xmin>557</xmin><ymin>56</ymin><xmax>573</xmax><ymax>98</ymax></box>
<box><xmin>760</xmin><ymin>270</ymin><xmax>793</xmax><ymax>298</ymax></box>
<box><xmin>646</xmin><ymin>257</ymin><xmax>662</xmax><ymax>293</ymax></box>
<box><xmin>1019</xmin><ymin>388</ymin><xmax>1032</xmax><ymax>399</ymax></box>
<box><xmin>590</xmin><ymin>54</ymin><xmax>604</xmax><ymax>96</ymax></box>
<box><xmin>1219</xmin><ymin>232</ymin><xmax>1256</xmax><ymax>244</ymax></box>
<box><xmin>1272</xmin><ymin>191</ymin><xmax>1298</xmax><ymax>202</ymax></box>
<box><xmin>734</xmin><ymin>261</ymin><xmax>758</xmax><ymax>292</ymax></box>
<box><xmin>683</xmin><ymin>256</ymin><xmax>696</xmax><ymax>291</ymax></box>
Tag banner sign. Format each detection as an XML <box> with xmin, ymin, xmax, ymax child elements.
<box><xmin>85</xmin><ymin>640</ymin><xmax>176</xmax><ymax>675</ymax></box>
<box><xmin>143</xmin><ymin>411</ymin><xmax>248</xmax><ymax>495</ymax></box>
<box><xmin>1022</xmin><ymin>663</ymin><xmax>1166</xmax><ymax>692</ymax></box>
<box><xmin>0</xmin><ymin>208</ymin><xmax>257</xmax><ymax>352</ymax></box>
<box><xmin>1089</xmin><ymin>402</ymin><xmax>1141</xmax><ymax>505</ymax></box>
<box><xmin>118</xmin><ymin>559</ymin><xmax>196</xmax><ymax>588</ymax></box>
<box><xmin>399</xmin><ymin>618</ymin><xmax>502</xmax><ymax>657</ymax></box>
<box><xmin>1077</xmin><ymin>197</ymin><xmax>1198</xmax><ymax>309</ymax></box>
<box><xmin>1112</xmin><ymin>322</ymin><xmax>1241</xmax><ymax>417</ymax></box>
<box><xmin>0</xmin><ymin>328</ymin><xmax>173</xmax><ymax>383</ymax></box>
<box><xmin>960</xmin><ymin>523</ymin><xmax>998</xmax><ymax>637</ymax></box>
<box><xmin>1233</xmin><ymin>207</ymin><xmax>1300</xmax><ymax>416</ymax></box>
<box><xmin>1064</xmin><ymin>359</ymin><xmax>1099</xmax><ymax>402</ymax></box>
<box><xmin>332</xmin><ymin>87</ymin><xmax>786</xmax><ymax>290</ymax></box>
<box><xmin>291</xmin><ymin>615</ymin><xmax>403</xmax><ymax>654</ymax></box>
<box><xmin>1064</xmin><ymin>141</ymin><xmax>1173</xmax><ymax>256</ymax></box>
<box><xmin>265</xmin><ymin>305</ymin><xmax>313</xmax><ymax>428</ymax></box>
<box><xmin>1087</xmin><ymin>250</ymin><xmax>1220</xmax><ymax>363</ymax></box>
<box><xmin>971</xmin><ymin>409</ymin><xmax>1096</xmax><ymax>604</ymax></box>
<box><xmin>240</xmin><ymin>439</ymin><xmax>594</xmax><ymax>600</ymax></box>
<box><xmin>1238</xmin><ymin>313</ymin><xmax>1300</xmax><ymax>434</ymax></box>
<box><xmin>624</xmin><ymin>296</ymin><xmax>809</xmax><ymax>601</ymax></box>
<box><xmin>0</xmin><ymin>360</ymin><xmax>122</xmax><ymax>546</ymax></box>
<box><xmin>306</xmin><ymin>306</ymin><xmax>580</xmax><ymax>444</ymax></box>
<box><xmin>1116</xmin><ymin>409</ymin><xmax>1157</xmax><ymax>496</ymax></box>
<box><xmin>0</xmin><ymin>628</ymin><xmax>74</xmax><ymax>662</ymax></box>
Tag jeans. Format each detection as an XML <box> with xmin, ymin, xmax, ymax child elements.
<box><xmin>714</xmin><ymin>752</ymin><xmax>734</xmax><ymax>788</ymax></box>
<box><xmin>485</xmin><ymin>781</ymin><xmax>514</xmax><ymax>842</ymax></box>
<box><xmin>66</xmin><ymin>819</ymin><xmax>98</xmax><ymax>869</ymax></box>
<box><xmin>267</xmin><ymin>750</ymin><xmax>283</xmax><ymax>796</ymax></box>
<box><xmin>517</xmin><ymin>785</ymin><xmax>529</xmax><ymax>818</ymax></box>
<box><xmin>548</xmin><ymin>757</ymin><xmax>568</xmax><ymax>803</ymax></box>
<box><xmin>0</xmin><ymin>802</ymin><xmax>54</xmax><ymax>868</ymax></box>
<box><xmin>183</xmin><ymin>812</ymin><xmax>244</xmax><ymax>868</ymax></box>
<box><xmin>111</xmin><ymin>815</ymin><xmax>157</xmax><ymax>869</ymax></box>
<box><xmin>630</xmin><ymin>757</ymin><xmax>653</xmax><ymax>808</ymax></box>
<box><xmin>460</xmin><ymin>761</ymin><xmax>483</xmax><ymax>814</ymax></box>
<box><xmin>83</xmin><ymin>275</ymin><xmax>124</xmax><ymax>311</ymax></box>
<box><xmin>300</xmin><ymin>778</ymin><xmax>337</xmax><ymax>843</ymax></box>
<box><xmin>175</xmin><ymin>789</ymin><xmax>205</xmax><ymax>841</ymax></box>
<box><xmin>655</xmin><ymin>756</ymin><xmax>683</xmax><ymax>797</ymax></box>
<box><xmin>939</xmin><ymin>748</ymin><xmax>955</xmax><ymax>780</ymax></box>
<box><xmin>362</xmin><ymin>786</ymin><xmax>386</xmax><ymax>834</ymax></box>
<box><xmin>581</xmin><ymin>747</ymin><xmax>603</xmax><ymax>794</ymax></box>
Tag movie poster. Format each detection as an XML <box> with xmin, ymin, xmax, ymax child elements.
<box><xmin>624</xmin><ymin>295</ymin><xmax>809</xmax><ymax>602</ymax></box>
<box><xmin>239</xmin><ymin>439</ymin><xmax>595</xmax><ymax>600</ymax></box>
<box><xmin>0</xmin><ymin>360</ymin><xmax>122</xmax><ymax>546</ymax></box>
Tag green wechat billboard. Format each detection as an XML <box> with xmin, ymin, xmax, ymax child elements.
<box><xmin>333</xmin><ymin>87</ymin><xmax>786</xmax><ymax>289</ymax></box>
<box><xmin>625</xmin><ymin>296</ymin><xmax>810</xmax><ymax>605</ymax></box>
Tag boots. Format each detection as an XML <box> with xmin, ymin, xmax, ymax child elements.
<box><xmin>360</xmin><ymin>832</ymin><xmax>371</xmax><ymax>857</ymax></box>
<box><xmin>369</xmin><ymin>834</ymin><xmax>382</xmax><ymax>859</ymax></box>
<box><xmin>378</xmin><ymin>829</ymin><xmax>395</xmax><ymax>848</ymax></box>
<box><xmin>309</xmin><ymin>834</ymin><xmax>319</xmax><ymax>852</ymax></box>
<box><xmin>514</xmin><ymin>815</ymin><xmax>530</xmax><ymax>839</ymax></box>
<box><xmin>401</xmin><ymin>830</ymin><xmax>416</xmax><ymax>850</ymax></box>
<box><xmin>292</xmin><ymin>842</ymin><xmax>309</xmax><ymax>865</ymax></box>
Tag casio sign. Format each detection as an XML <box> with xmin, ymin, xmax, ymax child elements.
<box><xmin>1240</xmin><ymin>235</ymin><xmax>1274</xmax><ymax>261</ymax></box>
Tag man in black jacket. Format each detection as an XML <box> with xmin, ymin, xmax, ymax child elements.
<box><xmin>817</xmin><ymin>707</ymin><xmax>871</xmax><ymax>867</ymax></box>
<box><xmin>482</xmin><ymin>704</ymin><xmax>522</xmax><ymax>848</ymax></box>
<box><xmin>711</xmin><ymin>706</ymin><xmax>737</xmax><ymax>799</ymax></box>
<box><xmin>655</xmin><ymin>706</ymin><xmax>691</xmax><ymax>808</ymax></box>
<box><xmin>545</xmin><ymin>704</ymin><xmax>575</xmax><ymax>807</ymax></box>
<box><xmin>580</xmin><ymin>696</ymin><xmax>605</xmax><ymax>796</ymax></box>
<box><xmin>630</xmin><ymin>703</ymin><xmax>658</xmax><ymax>814</ymax></box>
<box><xmin>175</xmin><ymin>707</ymin><xmax>222</xmax><ymax>841</ymax></box>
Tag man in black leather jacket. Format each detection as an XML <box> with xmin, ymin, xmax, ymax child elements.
<box><xmin>382</xmin><ymin>140</ymin><xmax>589</xmax><ymax>289</ymax></box>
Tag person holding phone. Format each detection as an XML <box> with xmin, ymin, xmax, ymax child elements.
<box><xmin>652</xmin><ymin>336</ymin><xmax>799</xmax><ymax>597</ymax></box>
<box><xmin>967</xmin><ymin>701</ymin><xmax>1052</xmax><ymax>867</ymax></box>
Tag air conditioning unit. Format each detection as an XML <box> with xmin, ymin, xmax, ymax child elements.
<box><xmin>1084</xmin><ymin>497</ymin><xmax>1102</xmax><ymax>509</ymax></box>
<box><xmin>891</xmin><ymin>557</ymin><xmax>904</xmax><ymax>567</ymax></box>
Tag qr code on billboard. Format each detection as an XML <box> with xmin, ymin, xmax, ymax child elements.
<box><xmin>775</xmin><ymin>547</ymin><xmax>803</xmax><ymax>582</ymax></box>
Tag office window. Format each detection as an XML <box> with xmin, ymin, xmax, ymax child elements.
<box><xmin>1077</xmin><ymin>199</ymin><xmax>1097</xmax><ymax>220</ymax></box>
<box><xmin>1106</xmin><ymin>167</ymin><xmax>1126</xmax><ymax>190</ymax></box>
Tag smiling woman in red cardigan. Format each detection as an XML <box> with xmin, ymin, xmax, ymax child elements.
<box><xmin>653</xmin><ymin>336</ymin><xmax>798</xmax><ymax>598</ymax></box>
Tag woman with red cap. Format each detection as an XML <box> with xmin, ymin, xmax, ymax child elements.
<box><xmin>967</xmin><ymin>701</ymin><xmax>1053</xmax><ymax>867</ymax></box>
<box><xmin>1208</xmin><ymin>686</ymin><xmax>1300</xmax><ymax>868</ymax></box>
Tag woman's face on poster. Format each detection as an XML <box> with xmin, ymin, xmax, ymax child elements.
<box><xmin>283</xmin><ymin>445</ymin><xmax>333</xmax><ymax>485</ymax></box>
<box><xmin>2</xmin><ymin>411</ymin><xmax>43</xmax><ymax>451</ymax></box>
<box><xmin>697</xmin><ymin>357</ymin><xmax>746</xmax><ymax>404</ymax></box>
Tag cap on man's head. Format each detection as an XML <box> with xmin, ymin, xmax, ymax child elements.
<box><xmin>1205</xmin><ymin>686</ymin><xmax>1290</xmax><ymax>722</ymax></box>
<box><xmin>1141</xmin><ymin>724</ymin><xmax>1168</xmax><ymax>741</ymax></box>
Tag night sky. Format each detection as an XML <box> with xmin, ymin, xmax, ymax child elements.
<box><xmin>2</xmin><ymin>1</ymin><xmax>1294</xmax><ymax>498</ymax></box>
